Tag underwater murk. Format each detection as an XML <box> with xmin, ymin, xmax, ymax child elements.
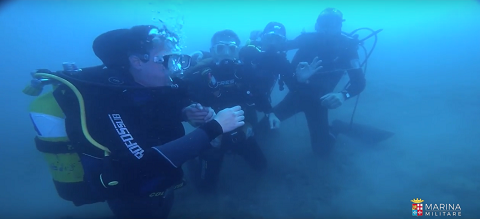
<box><xmin>0</xmin><ymin>0</ymin><xmax>479</xmax><ymax>218</ymax></box>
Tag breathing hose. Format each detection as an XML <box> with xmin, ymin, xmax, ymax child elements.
<box><xmin>342</xmin><ymin>28</ymin><xmax>383</xmax><ymax>128</ymax></box>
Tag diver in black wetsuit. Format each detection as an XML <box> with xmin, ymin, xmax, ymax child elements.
<box><xmin>241</xmin><ymin>22</ymin><xmax>323</xmax><ymax>131</ymax></box>
<box><xmin>189</xmin><ymin>29</ymin><xmax>263</xmax><ymax>68</ymax></box>
<box><xmin>183</xmin><ymin>30</ymin><xmax>277</xmax><ymax>192</ymax></box>
<box><xmin>274</xmin><ymin>8</ymin><xmax>367</xmax><ymax>156</ymax></box>
<box><xmin>26</xmin><ymin>24</ymin><xmax>245</xmax><ymax>218</ymax></box>
<box><xmin>239</xmin><ymin>22</ymin><xmax>293</xmax><ymax>129</ymax></box>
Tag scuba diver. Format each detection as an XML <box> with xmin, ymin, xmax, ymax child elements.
<box><xmin>239</xmin><ymin>22</ymin><xmax>291</xmax><ymax>102</ymax></box>
<box><xmin>241</xmin><ymin>22</ymin><xmax>323</xmax><ymax>130</ymax></box>
<box><xmin>270</xmin><ymin>7</ymin><xmax>387</xmax><ymax>156</ymax></box>
<box><xmin>189</xmin><ymin>29</ymin><xmax>264</xmax><ymax>67</ymax></box>
<box><xmin>24</xmin><ymin>24</ymin><xmax>246</xmax><ymax>218</ymax></box>
<box><xmin>183</xmin><ymin>29</ymin><xmax>284</xmax><ymax>192</ymax></box>
<box><xmin>189</xmin><ymin>29</ymin><xmax>263</xmax><ymax>68</ymax></box>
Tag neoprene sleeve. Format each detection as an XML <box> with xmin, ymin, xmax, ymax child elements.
<box><xmin>150</xmin><ymin>119</ymin><xmax>223</xmax><ymax>168</ymax></box>
<box><xmin>345</xmin><ymin>68</ymin><xmax>366</xmax><ymax>97</ymax></box>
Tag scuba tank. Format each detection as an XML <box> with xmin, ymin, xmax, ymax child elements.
<box><xmin>23</xmin><ymin>63</ymin><xmax>128</xmax><ymax>205</ymax></box>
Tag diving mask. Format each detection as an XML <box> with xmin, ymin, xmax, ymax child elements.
<box><xmin>261</xmin><ymin>32</ymin><xmax>286</xmax><ymax>45</ymax></box>
<box><xmin>153</xmin><ymin>54</ymin><xmax>191</xmax><ymax>73</ymax></box>
<box><xmin>134</xmin><ymin>25</ymin><xmax>191</xmax><ymax>73</ymax></box>
<box><xmin>212</xmin><ymin>42</ymin><xmax>238</xmax><ymax>56</ymax></box>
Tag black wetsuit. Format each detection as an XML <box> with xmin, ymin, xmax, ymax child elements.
<box><xmin>274</xmin><ymin>32</ymin><xmax>366</xmax><ymax>155</ymax></box>
<box><xmin>238</xmin><ymin>45</ymin><xmax>291</xmax><ymax>95</ymax></box>
<box><xmin>182</xmin><ymin>58</ymin><xmax>271</xmax><ymax>192</ymax></box>
<box><xmin>52</xmin><ymin>66</ymin><xmax>223</xmax><ymax>218</ymax></box>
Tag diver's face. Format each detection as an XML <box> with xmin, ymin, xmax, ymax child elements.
<box><xmin>211</xmin><ymin>40</ymin><xmax>238</xmax><ymax>62</ymax></box>
<box><xmin>261</xmin><ymin>33</ymin><xmax>286</xmax><ymax>51</ymax></box>
<box><xmin>316</xmin><ymin>16</ymin><xmax>343</xmax><ymax>37</ymax></box>
<box><xmin>130</xmin><ymin>38</ymin><xmax>181</xmax><ymax>87</ymax></box>
<box><xmin>138</xmin><ymin>46</ymin><xmax>174</xmax><ymax>87</ymax></box>
<box><xmin>129</xmin><ymin>27</ymin><xmax>191</xmax><ymax>87</ymax></box>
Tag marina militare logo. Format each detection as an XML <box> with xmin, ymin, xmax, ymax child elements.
<box><xmin>411</xmin><ymin>198</ymin><xmax>461</xmax><ymax>217</ymax></box>
<box><xmin>412</xmin><ymin>198</ymin><xmax>424</xmax><ymax>216</ymax></box>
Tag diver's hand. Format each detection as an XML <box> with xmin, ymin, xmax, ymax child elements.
<box><xmin>190</xmin><ymin>51</ymin><xmax>204</xmax><ymax>63</ymax></box>
<box><xmin>183</xmin><ymin>103</ymin><xmax>215</xmax><ymax>124</ymax></box>
<box><xmin>320</xmin><ymin>93</ymin><xmax>345</xmax><ymax>109</ymax></box>
<box><xmin>268</xmin><ymin>113</ymin><xmax>281</xmax><ymax>129</ymax></box>
<box><xmin>210</xmin><ymin>136</ymin><xmax>222</xmax><ymax>148</ymax></box>
<box><xmin>203</xmin><ymin>107</ymin><xmax>215</xmax><ymax>122</ymax></box>
<box><xmin>296</xmin><ymin>57</ymin><xmax>323</xmax><ymax>83</ymax></box>
<box><xmin>214</xmin><ymin>106</ymin><xmax>245</xmax><ymax>133</ymax></box>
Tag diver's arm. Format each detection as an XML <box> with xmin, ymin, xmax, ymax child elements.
<box><xmin>148</xmin><ymin>119</ymin><xmax>223</xmax><ymax>168</ymax></box>
<box><xmin>107</xmin><ymin>112</ymin><xmax>222</xmax><ymax>174</ymax></box>
<box><xmin>283</xmin><ymin>33</ymin><xmax>313</xmax><ymax>51</ymax></box>
<box><xmin>284</xmin><ymin>39</ymin><xmax>300</xmax><ymax>51</ymax></box>
<box><xmin>343</xmin><ymin>59</ymin><xmax>366</xmax><ymax>99</ymax></box>
<box><xmin>340</xmin><ymin>38</ymin><xmax>366</xmax><ymax>99</ymax></box>
<box><xmin>284</xmin><ymin>34</ymin><xmax>307</xmax><ymax>50</ymax></box>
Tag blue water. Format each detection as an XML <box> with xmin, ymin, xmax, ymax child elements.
<box><xmin>0</xmin><ymin>0</ymin><xmax>479</xmax><ymax>218</ymax></box>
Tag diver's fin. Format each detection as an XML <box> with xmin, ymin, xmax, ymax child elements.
<box><xmin>330</xmin><ymin>119</ymin><xmax>394</xmax><ymax>144</ymax></box>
